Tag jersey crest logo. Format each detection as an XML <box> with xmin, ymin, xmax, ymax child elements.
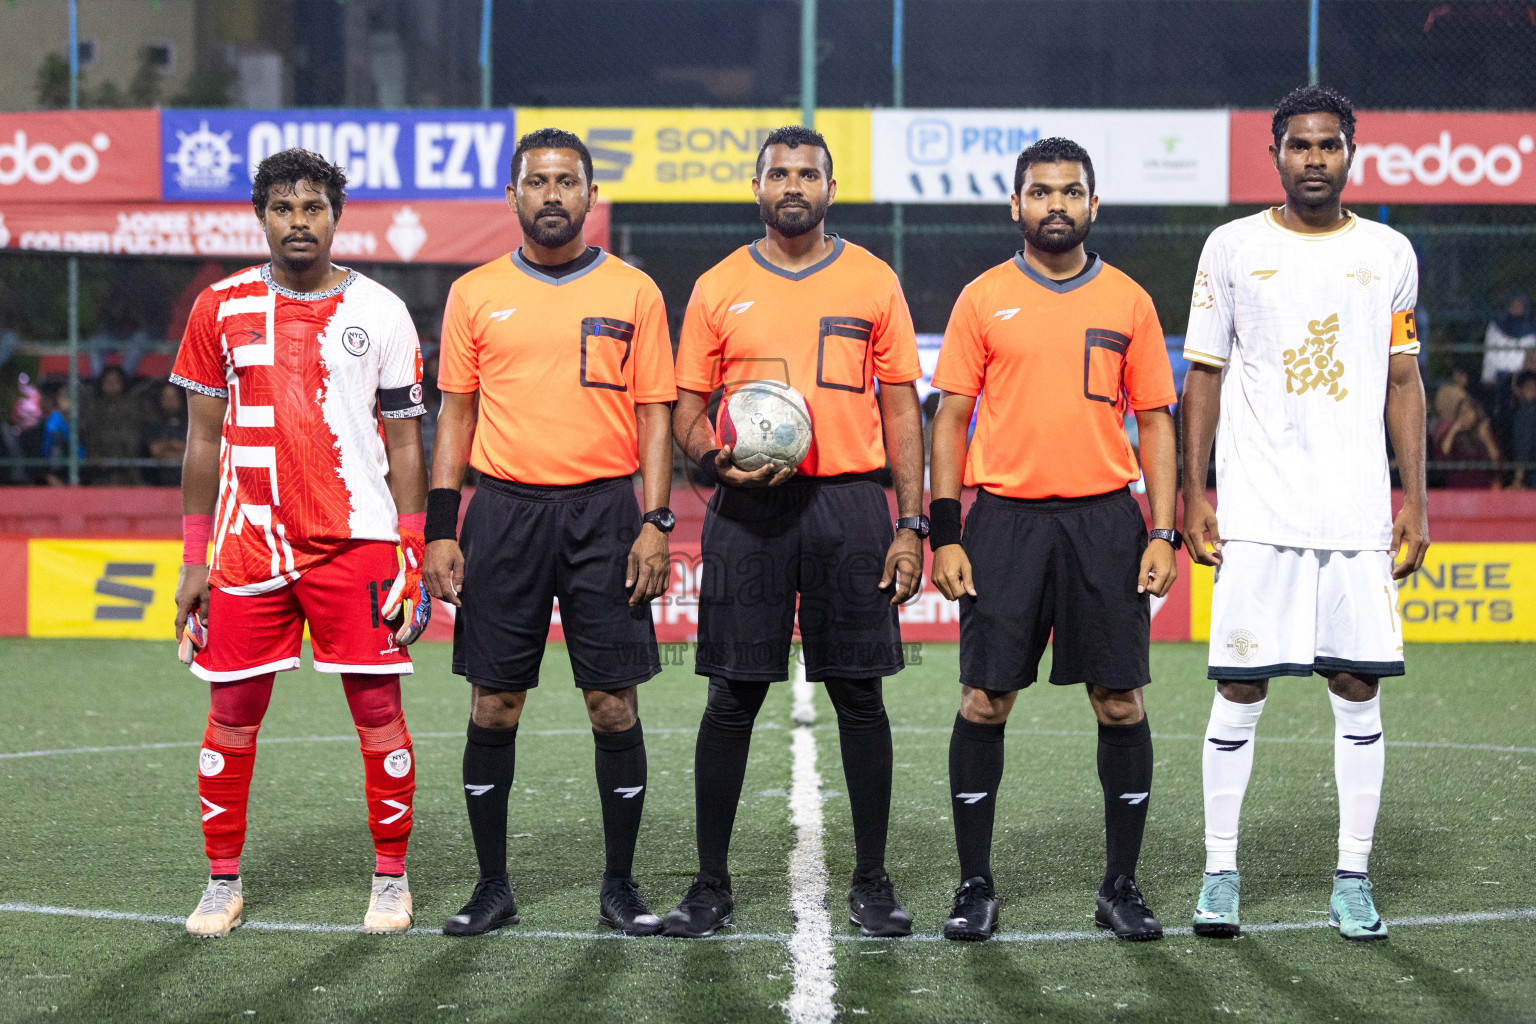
<box><xmin>993</xmin><ymin>308</ymin><xmax>1020</xmax><ymax>321</ymax></box>
<box><xmin>1249</xmin><ymin>269</ymin><xmax>1279</xmax><ymax>281</ymax></box>
<box><xmin>489</xmin><ymin>308</ymin><xmax>516</xmax><ymax>323</ymax></box>
<box><xmin>1348</xmin><ymin>266</ymin><xmax>1380</xmax><ymax>287</ymax></box>
<box><xmin>341</xmin><ymin>326</ymin><xmax>370</xmax><ymax>357</ymax></box>
<box><xmin>1282</xmin><ymin>313</ymin><xmax>1348</xmax><ymax>402</ymax></box>
<box><xmin>1225</xmin><ymin>629</ymin><xmax>1260</xmax><ymax>663</ymax></box>
<box><xmin>728</xmin><ymin>301</ymin><xmax>755</xmax><ymax>315</ymax></box>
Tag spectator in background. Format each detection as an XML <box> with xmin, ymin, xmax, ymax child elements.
<box><xmin>1511</xmin><ymin>370</ymin><xmax>1536</xmax><ymax>490</ymax></box>
<box><xmin>143</xmin><ymin>380</ymin><xmax>187</xmax><ymax>486</ymax></box>
<box><xmin>3</xmin><ymin>371</ymin><xmax>41</xmax><ymax>483</ymax></box>
<box><xmin>86</xmin><ymin>308</ymin><xmax>153</xmax><ymax>380</ymax></box>
<box><xmin>1483</xmin><ymin>293</ymin><xmax>1536</xmax><ymax>393</ymax></box>
<box><xmin>1432</xmin><ymin>363</ymin><xmax>1475</xmax><ymax>432</ymax></box>
<box><xmin>81</xmin><ymin>366</ymin><xmax>143</xmax><ymax>485</ymax></box>
<box><xmin>38</xmin><ymin>384</ymin><xmax>79</xmax><ymax>486</ymax></box>
<box><xmin>1434</xmin><ymin>395</ymin><xmax>1502</xmax><ymax>489</ymax></box>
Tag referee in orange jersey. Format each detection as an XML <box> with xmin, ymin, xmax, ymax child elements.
<box><xmin>929</xmin><ymin>138</ymin><xmax>1179</xmax><ymax>942</ymax></box>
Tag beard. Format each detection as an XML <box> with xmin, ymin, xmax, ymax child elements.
<box><xmin>1021</xmin><ymin>213</ymin><xmax>1092</xmax><ymax>254</ymax></box>
<box><xmin>520</xmin><ymin>204</ymin><xmax>585</xmax><ymax>249</ymax></box>
<box><xmin>759</xmin><ymin>194</ymin><xmax>828</xmax><ymax>238</ymax></box>
<box><xmin>1283</xmin><ymin>169</ymin><xmax>1347</xmax><ymax>209</ymax></box>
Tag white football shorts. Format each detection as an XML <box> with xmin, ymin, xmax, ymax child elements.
<box><xmin>1207</xmin><ymin>541</ymin><xmax>1405</xmax><ymax>680</ymax></box>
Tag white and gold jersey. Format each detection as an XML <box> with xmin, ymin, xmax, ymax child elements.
<box><xmin>1184</xmin><ymin>209</ymin><xmax>1420</xmax><ymax>551</ymax></box>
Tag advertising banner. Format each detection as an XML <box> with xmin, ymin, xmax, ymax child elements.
<box><xmin>517</xmin><ymin>108</ymin><xmax>873</xmax><ymax>202</ymax></box>
<box><xmin>871</xmin><ymin>109</ymin><xmax>1229</xmax><ymax>205</ymax></box>
<box><xmin>161</xmin><ymin>109</ymin><xmax>517</xmax><ymax>202</ymax></box>
<box><xmin>27</xmin><ymin>539</ymin><xmax>182</xmax><ymax>639</ymax></box>
<box><xmin>0</xmin><ymin>200</ymin><xmax>608</xmax><ymax>264</ymax></box>
<box><xmin>1230</xmin><ymin>110</ymin><xmax>1536</xmax><ymax>204</ymax></box>
<box><xmin>0</xmin><ymin>109</ymin><xmax>161</xmax><ymax>203</ymax></box>
<box><xmin>1189</xmin><ymin>542</ymin><xmax>1536</xmax><ymax>644</ymax></box>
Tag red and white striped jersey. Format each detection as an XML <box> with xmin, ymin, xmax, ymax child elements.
<box><xmin>171</xmin><ymin>264</ymin><xmax>425</xmax><ymax>594</ymax></box>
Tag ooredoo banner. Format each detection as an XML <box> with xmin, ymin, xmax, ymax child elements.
<box><xmin>0</xmin><ymin>109</ymin><xmax>161</xmax><ymax>202</ymax></box>
<box><xmin>1230</xmin><ymin>110</ymin><xmax>1536</xmax><ymax>204</ymax></box>
<box><xmin>0</xmin><ymin>200</ymin><xmax>608</xmax><ymax>264</ymax></box>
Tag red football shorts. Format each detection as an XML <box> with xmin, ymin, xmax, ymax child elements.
<box><xmin>191</xmin><ymin>540</ymin><xmax>412</xmax><ymax>682</ymax></box>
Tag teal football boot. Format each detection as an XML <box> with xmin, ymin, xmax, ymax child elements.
<box><xmin>1192</xmin><ymin>870</ymin><xmax>1241</xmax><ymax>938</ymax></box>
<box><xmin>1329</xmin><ymin>874</ymin><xmax>1388</xmax><ymax>941</ymax></box>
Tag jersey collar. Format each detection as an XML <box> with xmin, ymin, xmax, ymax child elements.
<box><xmin>748</xmin><ymin>234</ymin><xmax>845</xmax><ymax>281</ymax></box>
<box><xmin>1264</xmin><ymin>207</ymin><xmax>1357</xmax><ymax>239</ymax></box>
<box><xmin>510</xmin><ymin>246</ymin><xmax>608</xmax><ymax>286</ymax></box>
<box><xmin>1011</xmin><ymin>251</ymin><xmax>1102</xmax><ymax>294</ymax></box>
<box><xmin>262</xmin><ymin>264</ymin><xmax>357</xmax><ymax>300</ymax></box>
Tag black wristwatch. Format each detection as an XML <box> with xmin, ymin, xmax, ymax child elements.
<box><xmin>642</xmin><ymin>507</ymin><xmax>676</xmax><ymax>533</ymax></box>
<box><xmin>1149</xmin><ymin>528</ymin><xmax>1182</xmax><ymax>549</ymax></box>
<box><xmin>897</xmin><ymin>515</ymin><xmax>931</xmax><ymax>539</ymax></box>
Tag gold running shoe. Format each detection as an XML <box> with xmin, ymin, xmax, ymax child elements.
<box><xmin>186</xmin><ymin>877</ymin><xmax>243</xmax><ymax>938</ymax></box>
<box><xmin>364</xmin><ymin>873</ymin><xmax>414</xmax><ymax>934</ymax></box>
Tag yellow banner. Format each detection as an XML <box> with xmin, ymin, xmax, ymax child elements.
<box><xmin>517</xmin><ymin>108</ymin><xmax>873</xmax><ymax>203</ymax></box>
<box><xmin>27</xmin><ymin>539</ymin><xmax>183</xmax><ymax>639</ymax></box>
<box><xmin>1189</xmin><ymin>542</ymin><xmax>1536</xmax><ymax>643</ymax></box>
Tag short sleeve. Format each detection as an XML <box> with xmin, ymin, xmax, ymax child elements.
<box><xmin>169</xmin><ymin>289</ymin><xmax>228</xmax><ymax>398</ymax></box>
<box><xmin>872</xmin><ymin>275</ymin><xmax>922</xmax><ymax>384</ymax></box>
<box><xmin>1125</xmin><ymin>292</ymin><xmax>1177</xmax><ymax>410</ymax></box>
<box><xmin>675</xmin><ymin>282</ymin><xmax>724</xmax><ymax>394</ymax></box>
<box><xmin>436</xmin><ymin>282</ymin><xmax>480</xmax><ymax>394</ymax></box>
<box><xmin>1183</xmin><ymin>231</ymin><xmax>1236</xmax><ymax>368</ymax></box>
<box><xmin>930</xmin><ymin>286</ymin><xmax>987</xmax><ymax>397</ymax></box>
<box><xmin>630</xmin><ymin>279</ymin><xmax>678</xmax><ymax>403</ymax></box>
<box><xmin>378</xmin><ymin>298</ymin><xmax>426</xmax><ymax>418</ymax></box>
<box><xmin>1389</xmin><ymin>236</ymin><xmax>1421</xmax><ymax>355</ymax></box>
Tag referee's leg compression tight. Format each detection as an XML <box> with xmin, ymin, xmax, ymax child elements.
<box><xmin>824</xmin><ymin>678</ymin><xmax>894</xmax><ymax>880</ymax></box>
<box><xmin>1098</xmin><ymin>717</ymin><xmax>1154</xmax><ymax>896</ymax></box>
<box><xmin>200</xmin><ymin>674</ymin><xmax>276</xmax><ymax>877</ymax></box>
<box><xmin>693</xmin><ymin>678</ymin><xmax>770</xmax><ymax>883</ymax></box>
<box><xmin>949</xmin><ymin>713</ymin><xmax>1006</xmax><ymax>884</ymax></box>
<box><xmin>593</xmin><ymin>721</ymin><xmax>647</xmax><ymax>881</ymax></box>
<box><xmin>462</xmin><ymin>722</ymin><xmax>518</xmax><ymax>881</ymax></box>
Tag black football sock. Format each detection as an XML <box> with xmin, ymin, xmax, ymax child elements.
<box><xmin>949</xmin><ymin>712</ymin><xmax>1006</xmax><ymax>885</ymax></box>
<box><xmin>825</xmin><ymin>677</ymin><xmax>893</xmax><ymax>880</ymax></box>
<box><xmin>463</xmin><ymin>721</ymin><xmax>518</xmax><ymax>882</ymax></box>
<box><xmin>693</xmin><ymin>677</ymin><xmax>769</xmax><ymax>884</ymax></box>
<box><xmin>593</xmin><ymin>721</ymin><xmax>647</xmax><ymax>881</ymax></box>
<box><xmin>1098</xmin><ymin>716</ymin><xmax>1154</xmax><ymax>897</ymax></box>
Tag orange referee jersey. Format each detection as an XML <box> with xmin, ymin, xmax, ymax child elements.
<box><xmin>933</xmin><ymin>253</ymin><xmax>1176</xmax><ymax>499</ymax></box>
<box><xmin>438</xmin><ymin>249</ymin><xmax>677</xmax><ymax>486</ymax></box>
<box><xmin>675</xmin><ymin>236</ymin><xmax>921</xmax><ymax>477</ymax></box>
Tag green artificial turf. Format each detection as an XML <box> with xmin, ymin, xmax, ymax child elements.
<box><xmin>0</xmin><ymin>639</ymin><xmax>1531</xmax><ymax>1023</ymax></box>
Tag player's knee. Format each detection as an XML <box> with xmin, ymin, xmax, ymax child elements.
<box><xmin>1327</xmin><ymin>673</ymin><xmax>1379</xmax><ymax>702</ymax></box>
<box><xmin>1088</xmin><ymin>685</ymin><xmax>1145</xmax><ymax>726</ymax></box>
<box><xmin>470</xmin><ymin>686</ymin><xmax>524</xmax><ymax>729</ymax></box>
<box><xmin>959</xmin><ymin>685</ymin><xmax>1014</xmax><ymax>726</ymax></box>
<box><xmin>824</xmin><ymin>677</ymin><xmax>887</xmax><ymax>732</ymax></box>
<box><xmin>585</xmin><ymin>687</ymin><xmax>638</xmax><ymax>732</ymax></box>
<box><xmin>1216</xmin><ymin>679</ymin><xmax>1268</xmax><ymax>703</ymax></box>
<box><xmin>703</xmin><ymin>677</ymin><xmax>769</xmax><ymax>733</ymax></box>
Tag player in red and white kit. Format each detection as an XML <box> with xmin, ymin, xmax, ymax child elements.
<box><xmin>171</xmin><ymin>149</ymin><xmax>431</xmax><ymax>937</ymax></box>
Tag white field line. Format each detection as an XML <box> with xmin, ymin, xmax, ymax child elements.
<box><xmin>783</xmin><ymin>659</ymin><xmax>836</xmax><ymax>1024</ymax></box>
<box><xmin>3</xmin><ymin>901</ymin><xmax>1532</xmax><ymax>943</ymax></box>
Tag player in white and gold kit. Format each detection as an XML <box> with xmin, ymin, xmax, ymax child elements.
<box><xmin>1179</xmin><ymin>87</ymin><xmax>1429</xmax><ymax>942</ymax></box>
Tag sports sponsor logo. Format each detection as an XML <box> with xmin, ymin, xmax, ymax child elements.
<box><xmin>200</xmin><ymin>796</ymin><xmax>227</xmax><ymax>821</ymax></box>
<box><xmin>728</xmin><ymin>301</ymin><xmax>755</xmax><ymax>315</ymax></box>
<box><xmin>1119</xmin><ymin>792</ymin><xmax>1149</xmax><ymax>805</ymax></box>
<box><xmin>384</xmin><ymin>748</ymin><xmax>412</xmax><ymax>778</ymax></box>
<box><xmin>0</xmin><ymin>110</ymin><xmax>160</xmax><ymax>201</ymax></box>
<box><xmin>0</xmin><ymin>130</ymin><xmax>111</xmax><ymax>186</ymax></box>
<box><xmin>464</xmin><ymin>783</ymin><xmax>494</xmax><ymax>796</ymax></box>
<box><xmin>385</xmin><ymin>206</ymin><xmax>427</xmax><ymax>261</ymax></box>
<box><xmin>954</xmin><ymin>792</ymin><xmax>988</xmax><ymax>805</ymax></box>
<box><xmin>1207</xmin><ymin>737</ymin><xmax>1249</xmax><ymax>753</ymax></box>
<box><xmin>199</xmin><ymin>748</ymin><xmax>225</xmax><ymax>777</ymax></box>
<box><xmin>993</xmin><ymin>308</ymin><xmax>1020</xmax><ymax>321</ymax></box>
<box><xmin>1225</xmin><ymin>628</ymin><xmax>1260</xmax><ymax>663</ymax></box>
<box><xmin>1352</xmin><ymin>131</ymin><xmax>1531</xmax><ymax>189</ymax></box>
<box><xmin>341</xmin><ymin>326</ymin><xmax>370</xmax><ymax>357</ymax></box>
<box><xmin>166</xmin><ymin>121</ymin><xmax>241</xmax><ymax>192</ymax></box>
<box><xmin>379</xmin><ymin>798</ymin><xmax>410</xmax><ymax>824</ymax></box>
<box><xmin>613</xmin><ymin>786</ymin><xmax>645</xmax><ymax>799</ymax></box>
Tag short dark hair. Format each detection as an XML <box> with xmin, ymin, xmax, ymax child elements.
<box><xmin>509</xmin><ymin>127</ymin><xmax>594</xmax><ymax>185</ymax></box>
<box><xmin>1014</xmin><ymin>137</ymin><xmax>1095</xmax><ymax>197</ymax></box>
<box><xmin>1517</xmin><ymin>369</ymin><xmax>1536</xmax><ymax>389</ymax></box>
<box><xmin>756</xmin><ymin>125</ymin><xmax>833</xmax><ymax>178</ymax></box>
<box><xmin>251</xmin><ymin>149</ymin><xmax>347</xmax><ymax>218</ymax></box>
<box><xmin>1272</xmin><ymin>85</ymin><xmax>1356</xmax><ymax>147</ymax></box>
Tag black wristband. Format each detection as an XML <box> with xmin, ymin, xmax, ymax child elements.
<box><xmin>697</xmin><ymin>449</ymin><xmax>722</xmax><ymax>486</ymax></box>
<box><xmin>929</xmin><ymin>497</ymin><xmax>963</xmax><ymax>551</ymax></box>
<box><xmin>425</xmin><ymin>487</ymin><xmax>462</xmax><ymax>543</ymax></box>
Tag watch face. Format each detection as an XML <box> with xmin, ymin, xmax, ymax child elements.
<box><xmin>647</xmin><ymin>509</ymin><xmax>675</xmax><ymax>530</ymax></box>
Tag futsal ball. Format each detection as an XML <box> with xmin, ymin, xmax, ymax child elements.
<box><xmin>719</xmin><ymin>380</ymin><xmax>813</xmax><ymax>472</ymax></box>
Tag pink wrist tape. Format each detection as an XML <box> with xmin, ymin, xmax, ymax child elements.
<box><xmin>183</xmin><ymin>514</ymin><xmax>213</xmax><ymax>565</ymax></box>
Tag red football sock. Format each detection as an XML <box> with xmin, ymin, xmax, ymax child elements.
<box><xmin>200</xmin><ymin>674</ymin><xmax>274</xmax><ymax>876</ymax></box>
<box><xmin>346</xmin><ymin>674</ymin><xmax>413</xmax><ymax>875</ymax></box>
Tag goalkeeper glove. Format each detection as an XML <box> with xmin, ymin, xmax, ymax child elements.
<box><xmin>178</xmin><ymin>610</ymin><xmax>207</xmax><ymax>666</ymax></box>
<box><xmin>381</xmin><ymin>525</ymin><xmax>430</xmax><ymax>645</ymax></box>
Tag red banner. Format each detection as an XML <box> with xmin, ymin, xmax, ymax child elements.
<box><xmin>0</xmin><ymin>110</ymin><xmax>161</xmax><ymax>203</ymax></box>
<box><xmin>0</xmin><ymin>199</ymin><xmax>609</xmax><ymax>264</ymax></box>
<box><xmin>1231</xmin><ymin>110</ymin><xmax>1536</xmax><ymax>204</ymax></box>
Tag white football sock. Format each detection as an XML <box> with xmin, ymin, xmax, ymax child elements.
<box><xmin>1202</xmin><ymin>690</ymin><xmax>1265</xmax><ymax>874</ymax></box>
<box><xmin>1330</xmin><ymin>690</ymin><xmax>1384</xmax><ymax>875</ymax></box>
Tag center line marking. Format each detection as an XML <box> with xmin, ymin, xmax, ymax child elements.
<box><xmin>784</xmin><ymin>658</ymin><xmax>836</xmax><ymax>1024</ymax></box>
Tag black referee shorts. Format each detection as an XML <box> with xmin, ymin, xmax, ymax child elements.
<box><xmin>958</xmin><ymin>487</ymin><xmax>1150</xmax><ymax>692</ymax></box>
<box><xmin>695</xmin><ymin>475</ymin><xmax>904</xmax><ymax>683</ymax></box>
<box><xmin>452</xmin><ymin>474</ymin><xmax>660</xmax><ymax>692</ymax></box>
